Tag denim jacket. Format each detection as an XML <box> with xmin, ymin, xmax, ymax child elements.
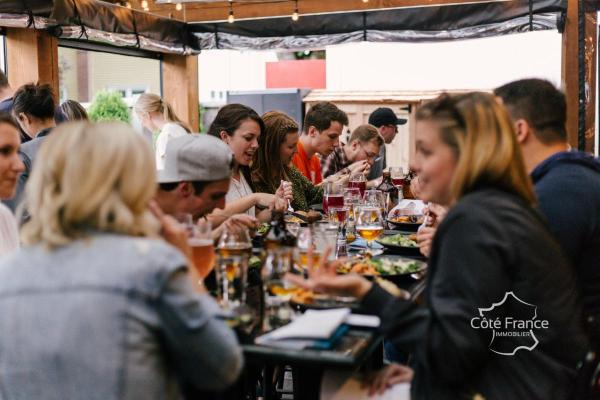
<box><xmin>0</xmin><ymin>233</ymin><xmax>242</xmax><ymax>399</ymax></box>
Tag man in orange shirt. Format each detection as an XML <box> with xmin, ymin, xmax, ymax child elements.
<box><xmin>292</xmin><ymin>102</ymin><xmax>348</xmax><ymax>185</ymax></box>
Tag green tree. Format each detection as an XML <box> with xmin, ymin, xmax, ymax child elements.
<box><xmin>88</xmin><ymin>91</ymin><xmax>130</xmax><ymax>123</ymax></box>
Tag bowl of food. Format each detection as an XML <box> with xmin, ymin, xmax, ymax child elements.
<box><xmin>386</xmin><ymin>214</ymin><xmax>424</xmax><ymax>231</ymax></box>
<box><xmin>376</xmin><ymin>232</ymin><xmax>421</xmax><ymax>257</ymax></box>
<box><xmin>337</xmin><ymin>254</ymin><xmax>426</xmax><ymax>286</ymax></box>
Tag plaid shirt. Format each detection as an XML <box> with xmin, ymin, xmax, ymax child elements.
<box><xmin>321</xmin><ymin>144</ymin><xmax>351</xmax><ymax>178</ymax></box>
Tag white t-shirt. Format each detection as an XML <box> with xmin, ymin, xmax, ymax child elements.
<box><xmin>225</xmin><ymin>173</ymin><xmax>255</xmax><ymax>217</ymax></box>
<box><xmin>155</xmin><ymin>123</ymin><xmax>188</xmax><ymax>170</ymax></box>
<box><xmin>0</xmin><ymin>203</ymin><xmax>18</xmax><ymax>256</ymax></box>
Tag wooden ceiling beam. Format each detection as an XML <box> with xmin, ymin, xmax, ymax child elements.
<box><xmin>141</xmin><ymin>0</ymin><xmax>508</xmax><ymax>23</ymax></box>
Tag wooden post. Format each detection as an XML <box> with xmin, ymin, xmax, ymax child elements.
<box><xmin>562</xmin><ymin>0</ymin><xmax>597</xmax><ymax>152</ymax></box>
<box><xmin>162</xmin><ymin>54</ymin><xmax>199</xmax><ymax>132</ymax></box>
<box><xmin>5</xmin><ymin>28</ymin><xmax>59</xmax><ymax>97</ymax></box>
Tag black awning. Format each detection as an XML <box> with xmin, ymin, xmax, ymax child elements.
<box><xmin>190</xmin><ymin>0</ymin><xmax>566</xmax><ymax>50</ymax></box>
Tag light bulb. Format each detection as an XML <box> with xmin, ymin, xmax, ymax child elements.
<box><xmin>292</xmin><ymin>11</ymin><xmax>299</xmax><ymax>21</ymax></box>
<box><xmin>362</xmin><ymin>0</ymin><xmax>369</xmax><ymax>3</ymax></box>
<box><xmin>166</xmin><ymin>0</ymin><xmax>172</xmax><ymax>2</ymax></box>
<box><xmin>125</xmin><ymin>2</ymin><xmax>132</xmax><ymax>8</ymax></box>
<box><xmin>175</xmin><ymin>2</ymin><xmax>182</xmax><ymax>10</ymax></box>
<box><xmin>141</xmin><ymin>0</ymin><xmax>148</xmax><ymax>8</ymax></box>
<box><xmin>228</xmin><ymin>12</ymin><xmax>235</xmax><ymax>23</ymax></box>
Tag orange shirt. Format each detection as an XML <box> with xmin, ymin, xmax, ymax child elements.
<box><xmin>292</xmin><ymin>140</ymin><xmax>323</xmax><ymax>185</ymax></box>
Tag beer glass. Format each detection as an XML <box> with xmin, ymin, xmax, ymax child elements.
<box><xmin>215</xmin><ymin>226</ymin><xmax>252</xmax><ymax>312</ymax></box>
<box><xmin>356</xmin><ymin>206</ymin><xmax>384</xmax><ymax>253</ymax></box>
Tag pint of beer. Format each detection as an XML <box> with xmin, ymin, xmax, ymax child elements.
<box><xmin>189</xmin><ymin>237</ymin><xmax>215</xmax><ymax>279</ymax></box>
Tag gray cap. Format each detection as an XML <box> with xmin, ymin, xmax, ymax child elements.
<box><xmin>157</xmin><ymin>134</ymin><xmax>233</xmax><ymax>183</ymax></box>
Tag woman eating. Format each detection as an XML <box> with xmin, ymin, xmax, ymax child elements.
<box><xmin>252</xmin><ymin>110</ymin><xmax>322</xmax><ymax>212</ymax></box>
<box><xmin>289</xmin><ymin>92</ymin><xmax>589</xmax><ymax>399</ymax></box>
<box><xmin>208</xmin><ymin>104</ymin><xmax>291</xmax><ymax>223</ymax></box>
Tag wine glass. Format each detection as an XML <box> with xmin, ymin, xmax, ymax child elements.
<box><xmin>216</xmin><ymin>226</ymin><xmax>252</xmax><ymax>311</ymax></box>
<box><xmin>348</xmin><ymin>172</ymin><xmax>367</xmax><ymax>198</ymax></box>
<box><xmin>355</xmin><ymin>206</ymin><xmax>384</xmax><ymax>254</ymax></box>
<box><xmin>390</xmin><ymin>167</ymin><xmax>405</xmax><ymax>201</ymax></box>
<box><xmin>323</xmin><ymin>181</ymin><xmax>344</xmax><ymax>215</ymax></box>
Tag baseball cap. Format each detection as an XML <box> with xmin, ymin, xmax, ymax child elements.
<box><xmin>157</xmin><ymin>134</ymin><xmax>234</xmax><ymax>183</ymax></box>
<box><xmin>368</xmin><ymin>107</ymin><xmax>408</xmax><ymax>128</ymax></box>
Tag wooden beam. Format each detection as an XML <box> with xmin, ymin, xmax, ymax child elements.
<box><xmin>562</xmin><ymin>0</ymin><xmax>597</xmax><ymax>152</ymax></box>
<box><xmin>583</xmin><ymin>12</ymin><xmax>596</xmax><ymax>153</ymax></box>
<box><xmin>562</xmin><ymin>0</ymin><xmax>579</xmax><ymax>149</ymax></box>
<box><xmin>162</xmin><ymin>54</ymin><xmax>200</xmax><ymax>131</ymax></box>
<box><xmin>5</xmin><ymin>28</ymin><xmax>59</xmax><ymax>98</ymax></box>
<box><xmin>145</xmin><ymin>0</ymin><xmax>507</xmax><ymax>23</ymax></box>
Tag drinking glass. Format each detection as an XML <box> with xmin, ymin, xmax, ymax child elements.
<box><xmin>296</xmin><ymin>227</ymin><xmax>319</xmax><ymax>271</ymax></box>
<box><xmin>343</xmin><ymin>187</ymin><xmax>362</xmax><ymax>220</ymax></box>
<box><xmin>355</xmin><ymin>206</ymin><xmax>384</xmax><ymax>253</ymax></box>
<box><xmin>390</xmin><ymin>167</ymin><xmax>405</xmax><ymax>201</ymax></box>
<box><xmin>189</xmin><ymin>219</ymin><xmax>215</xmax><ymax>279</ymax></box>
<box><xmin>348</xmin><ymin>172</ymin><xmax>367</xmax><ymax>198</ymax></box>
<box><xmin>215</xmin><ymin>226</ymin><xmax>252</xmax><ymax>312</ymax></box>
<box><xmin>323</xmin><ymin>181</ymin><xmax>344</xmax><ymax>215</ymax></box>
<box><xmin>364</xmin><ymin>189</ymin><xmax>386</xmax><ymax>215</ymax></box>
<box><xmin>328</xmin><ymin>206</ymin><xmax>349</xmax><ymax>230</ymax></box>
<box><xmin>313</xmin><ymin>222</ymin><xmax>338</xmax><ymax>261</ymax></box>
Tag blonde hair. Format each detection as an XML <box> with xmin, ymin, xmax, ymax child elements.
<box><xmin>20</xmin><ymin>122</ymin><xmax>160</xmax><ymax>248</ymax></box>
<box><xmin>134</xmin><ymin>93</ymin><xmax>190</xmax><ymax>132</ymax></box>
<box><xmin>416</xmin><ymin>92</ymin><xmax>536</xmax><ymax>205</ymax></box>
<box><xmin>349</xmin><ymin>124</ymin><xmax>384</xmax><ymax>147</ymax></box>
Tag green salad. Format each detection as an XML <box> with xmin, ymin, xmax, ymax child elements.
<box><xmin>371</xmin><ymin>257</ymin><xmax>423</xmax><ymax>275</ymax></box>
<box><xmin>378</xmin><ymin>233</ymin><xmax>418</xmax><ymax>248</ymax></box>
<box><xmin>257</xmin><ymin>223</ymin><xmax>270</xmax><ymax>235</ymax></box>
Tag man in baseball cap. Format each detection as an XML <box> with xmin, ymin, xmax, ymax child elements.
<box><xmin>367</xmin><ymin>107</ymin><xmax>408</xmax><ymax>180</ymax></box>
<box><xmin>154</xmin><ymin>134</ymin><xmax>234</xmax><ymax>220</ymax></box>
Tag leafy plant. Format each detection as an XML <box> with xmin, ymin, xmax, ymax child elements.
<box><xmin>88</xmin><ymin>91</ymin><xmax>130</xmax><ymax>123</ymax></box>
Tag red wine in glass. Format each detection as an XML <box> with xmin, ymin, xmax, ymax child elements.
<box><xmin>324</xmin><ymin>194</ymin><xmax>344</xmax><ymax>214</ymax></box>
<box><xmin>348</xmin><ymin>180</ymin><xmax>366</xmax><ymax>198</ymax></box>
<box><xmin>392</xmin><ymin>177</ymin><xmax>405</xmax><ymax>187</ymax></box>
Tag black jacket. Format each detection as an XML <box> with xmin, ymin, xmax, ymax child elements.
<box><xmin>531</xmin><ymin>151</ymin><xmax>600</xmax><ymax>342</ymax></box>
<box><xmin>362</xmin><ymin>188</ymin><xmax>588</xmax><ymax>400</ymax></box>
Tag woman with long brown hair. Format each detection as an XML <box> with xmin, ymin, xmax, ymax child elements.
<box><xmin>252</xmin><ymin>110</ymin><xmax>322</xmax><ymax>212</ymax></box>
<box><xmin>289</xmin><ymin>92</ymin><xmax>588</xmax><ymax>399</ymax></box>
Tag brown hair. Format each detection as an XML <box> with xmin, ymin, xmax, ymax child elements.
<box><xmin>494</xmin><ymin>78</ymin><xmax>566</xmax><ymax>144</ymax></box>
<box><xmin>207</xmin><ymin>103</ymin><xmax>264</xmax><ymax>139</ymax></box>
<box><xmin>252</xmin><ymin>110</ymin><xmax>299</xmax><ymax>192</ymax></box>
<box><xmin>58</xmin><ymin>100</ymin><xmax>89</xmax><ymax>123</ymax></box>
<box><xmin>13</xmin><ymin>83</ymin><xmax>56</xmax><ymax>120</ymax></box>
<box><xmin>349</xmin><ymin>124</ymin><xmax>384</xmax><ymax>147</ymax></box>
<box><xmin>303</xmin><ymin>102</ymin><xmax>348</xmax><ymax>134</ymax></box>
<box><xmin>416</xmin><ymin>92</ymin><xmax>536</xmax><ymax>205</ymax></box>
<box><xmin>134</xmin><ymin>93</ymin><xmax>190</xmax><ymax>132</ymax></box>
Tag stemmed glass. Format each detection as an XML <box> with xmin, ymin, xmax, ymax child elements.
<box><xmin>216</xmin><ymin>226</ymin><xmax>252</xmax><ymax>312</ymax></box>
<box><xmin>348</xmin><ymin>172</ymin><xmax>367</xmax><ymax>198</ymax></box>
<box><xmin>390</xmin><ymin>167</ymin><xmax>405</xmax><ymax>200</ymax></box>
<box><xmin>355</xmin><ymin>206</ymin><xmax>384</xmax><ymax>254</ymax></box>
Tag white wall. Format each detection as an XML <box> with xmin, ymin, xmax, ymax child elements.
<box><xmin>198</xmin><ymin>49</ymin><xmax>278</xmax><ymax>104</ymax></box>
<box><xmin>326</xmin><ymin>30</ymin><xmax>562</xmax><ymax>91</ymax></box>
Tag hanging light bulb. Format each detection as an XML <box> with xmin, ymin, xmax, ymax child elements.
<box><xmin>166</xmin><ymin>0</ymin><xmax>172</xmax><ymax>2</ymax></box>
<box><xmin>125</xmin><ymin>1</ymin><xmax>132</xmax><ymax>8</ymax></box>
<box><xmin>141</xmin><ymin>0</ymin><xmax>148</xmax><ymax>8</ymax></box>
<box><xmin>291</xmin><ymin>0</ymin><xmax>299</xmax><ymax>21</ymax></box>
<box><xmin>228</xmin><ymin>1</ymin><xmax>234</xmax><ymax>23</ymax></box>
<box><xmin>175</xmin><ymin>2</ymin><xmax>182</xmax><ymax>11</ymax></box>
<box><xmin>362</xmin><ymin>0</ymin><xmax>369</xmax><ymax>3</ymax></box>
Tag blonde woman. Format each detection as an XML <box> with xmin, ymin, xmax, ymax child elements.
<box><xmin>0</xmin><ymin>122</ymin><xmax>242</xmax><ymax>398</ymax></box>
<box><xmin>290</xmin><ymin>93</ymin><xmax>588</xmax><ymax>399</ymax></box>
<box><xmin>135</xmin><ymin>93</ymin><xmax>190</xmax><ymax>170</ymax></box>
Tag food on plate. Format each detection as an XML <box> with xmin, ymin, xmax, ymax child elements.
<box><xmin>257</xmin><ymin>223</ymin><xmax>270</xmax><ymax>235</ymax></box>
<box><xmin>284</xmin><ymin>215</ymin><xmax>304</xmax><ymax>224</ymax></box>
<box><xmin>388</xmin><ymin>212</ymin><xmax>424</xmax><ymax>225</ymax></box>
<box><xmin>290</xmin><ymin>288</ymin><xmax>315</xmax><ymax>304</ymax></box>
<box><xmin>378</xmin><ymin>233</ymin><xmax>418</xmax><ymax>248</ymax></box>
<box><xmin>338</xmin><ymin>255</ymin><xmax>423</xmax><ymax>276</ymax></box>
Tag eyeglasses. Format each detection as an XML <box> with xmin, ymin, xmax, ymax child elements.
<box><xmin>359</xmin><ymin>143</ymin><xmax>379</xmax><ymax>161</ymax></box>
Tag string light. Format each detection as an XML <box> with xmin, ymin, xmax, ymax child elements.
<box><xmin>125</xmin><ymin>2</ymin><xmax>132</xmax><ymax>8</ymax></box>
<box><xmin>362</xmin><ymin>0</ymin><xmax>369</xmax><ymax>3</ymax></box>
<box><xmin>175</xmin><ymin>2</ymin><xmax>182</xmax><ymax>11</ymax></box>
<box><xmin>166</xmin><ymin>0</ymin><xmax>172</xmax><ymax>2</ymax></box>
<box><xmin>141</xmin><ymin>0</ymin><xmax>148</xmax><ymax>8</ymax></box>
<box><xmin>228</xmin><ymin>1</ymin><xmax>235</xmax><ymax>23</ymax></box>
<box><xmin>291</xmin><ymin>0</ymin><xmax>299</xmax><ymax>21</ymax></box>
